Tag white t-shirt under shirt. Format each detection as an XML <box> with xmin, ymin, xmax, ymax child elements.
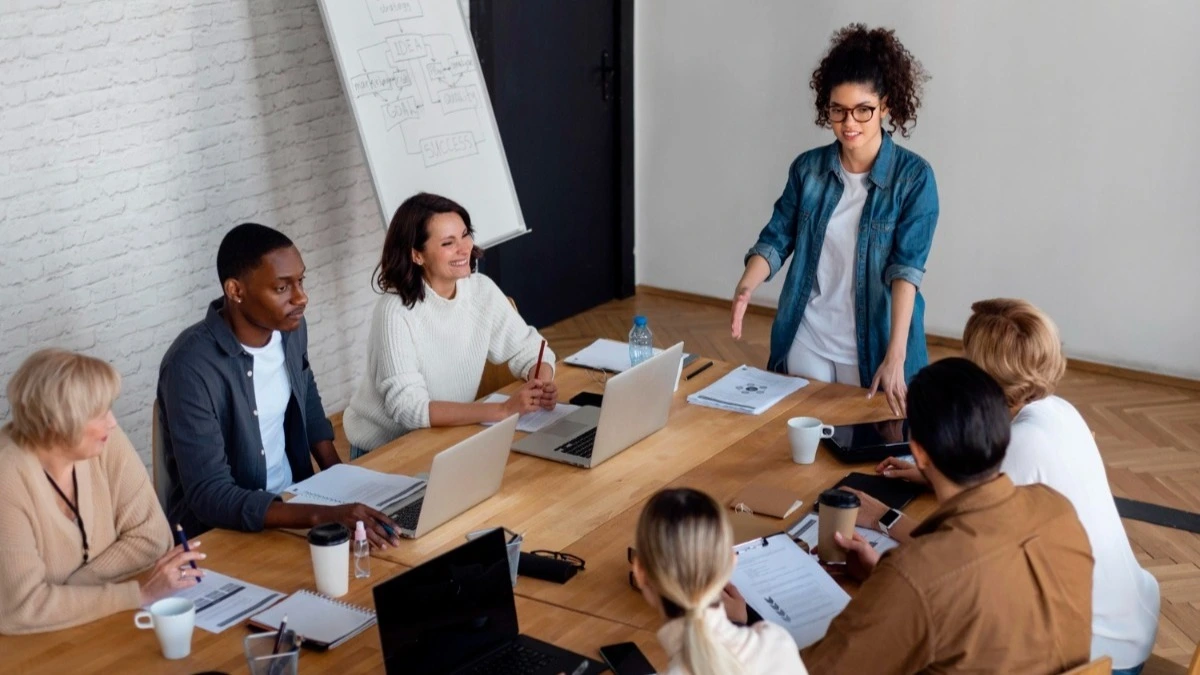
<box><xmin>1003</xmin><ymin>396</ymin><xmax>1160</xmax><ymax>669</ymax></box>
<box><xmin>790</xmin><ymin>164</ymin><xmax>869</xmax><ymax>368</ymax></box>
<box><xmin>241</xmin><ymin>331</ymin><xmax>293</xmax><ymax>494</ymax></box>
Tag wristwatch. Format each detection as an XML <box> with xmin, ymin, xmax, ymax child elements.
<box><xmin>878</xmin><ymin>508</ymin><xmax>903</xmax><ymax>534</ymax></box>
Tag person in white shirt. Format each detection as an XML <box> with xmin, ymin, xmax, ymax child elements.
<box><xmin>344</xmin><ymin>193</ymin><xmax>557</xmax><ymax>456</ymax></box>
<box><xmin>870</xmin><ymin>298</ymin><xmax>1159</xmax><ymax>675</ymax></box>
<box><xmin>631</xmin><ymin>488</ymin><xmax>807</xmax><ymax>675</ymax></box>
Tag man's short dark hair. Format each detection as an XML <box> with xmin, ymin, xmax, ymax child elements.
<box><xmin>216</xmin><ymin>223</ymin><xmax>294</xmax><ymax>283</ymax></box>
<box><xmin>906</xmin><ymin>358</ymin><xmax>1011</xmax><ymax>485</ymax></box>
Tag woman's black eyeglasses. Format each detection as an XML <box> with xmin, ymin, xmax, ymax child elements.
<box><xmin>828</xmin><ymin>105</ymin><xmax>877</xmax><ymax>123</ymax></box>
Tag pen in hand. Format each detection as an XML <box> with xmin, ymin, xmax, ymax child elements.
<box><xmin>174</xmin><ymin>524</ymin><xmax>200</xmax><ymax>582</ymax></box>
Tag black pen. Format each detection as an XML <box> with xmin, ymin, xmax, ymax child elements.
<box><xmin>174</xmin><ymin>524</ymin><xmax>200</xmax><ymax>581</ymax></box>
<box><xmin>685</xmin><ymin>361</ymin><xmax>714</xmax><ymax>380</ymax></box>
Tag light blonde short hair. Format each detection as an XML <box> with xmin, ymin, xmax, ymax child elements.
<box><xmin>963</xmin><ymin>299</ymin><xmax>1067</xmax><ymax>408</ymax></box>
<box><xmin>4</xmin><ymin>349</ymin><xmax>121</xmax><ymax>450</ymax></box>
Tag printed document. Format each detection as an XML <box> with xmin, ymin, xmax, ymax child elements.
<box><xmin>285</xmin><ymin>464</ymin><xmax>424</xmax><ymax>512</ymax></box>
<box><xmin>687</xmin><ymin>365</ymin><xmax>807</xmax><ymax>415</ymax></box>
<box><xmin>786</xmin><ymin>512</ymin><xmax>900</xmax><ymax>556</ymax></box>
<box><xmin>167</xmin><ymin>570</ymin><xmax>283</xmax><ymax>633</ymax></box>
<box><xmin>479</xmin><ymin>393</ymin><xmax>580</xmax><ymax>432</ymax></box>
<box><xmin>730</xmin><ymin>533</ymin><xmax>850</xmax><ymax>649</ymax></box>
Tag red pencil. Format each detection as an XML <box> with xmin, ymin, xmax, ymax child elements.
<box><xmin>534</xmin><ymin>339</ymin><xmax>546</xmax><ymax>381</ymax></box>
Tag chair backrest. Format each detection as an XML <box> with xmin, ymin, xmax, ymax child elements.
<box><xmin>475</xmin><ymin>296</ymin><xmax>522</xmax><ymax>399</ymax></box>
<box><xmin>1061</xmin><ymin>656</ymin><xmax>1111</xmax><ymax>675</ymax></box>
<box><xmin>150</xmin><ymin>401</ymin><xmax>169</xmax><ymax>512</ymax></box>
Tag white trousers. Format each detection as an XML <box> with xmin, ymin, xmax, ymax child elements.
<box><xmin>786</xmin><ymin>339</ymin><xmax>861</xmax><ymax>386</ymax></box>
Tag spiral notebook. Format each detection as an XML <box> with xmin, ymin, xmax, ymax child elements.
<box><xmin>248</xmin><ymin>590</ymin><xmax>376</xmax><ymax>650</ymax></box>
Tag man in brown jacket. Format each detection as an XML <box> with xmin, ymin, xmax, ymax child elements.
<box><xmin>803</xmin><ymin>358</ymin><xmax>1094</xmax><ymax>674</ymax></box>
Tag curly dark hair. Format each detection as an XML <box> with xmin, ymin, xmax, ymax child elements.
<box><xmin>810</xmin><ymin>24</ymin><xmax>929</xmax><ymax>137</ymax></box>
<box><xmin>375</xmin><ymin>192</ymin><xmax>483</xmax><ymax>308</ymax></box>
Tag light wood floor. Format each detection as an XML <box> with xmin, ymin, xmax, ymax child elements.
<box><xmin>537</xmin><ymin>290</ymin><xmax>1200</xmax><ymax>673</ymax></box>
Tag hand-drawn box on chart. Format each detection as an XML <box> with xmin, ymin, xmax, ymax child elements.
<box><xmin>384</xmin><ymin>97</ymin><xmax>421</xmax><ymax>130</ymax></box>
<box><xmin>420</xmin><ymin>132</ymin><xmax>478</xmax><ymax>167</ymax></box>
<box><xmin>367</xmin><ymin>0</ymin><xmax>423</xmax><ymax>24</ymax></box>
<box><xmin>440</xmin><ymin>85</ymin><xmax>480</xmax><ymax>114</ymax></box>
<box><xmin>386</xmin><ymin>35</ymin><xmax>427</xmax><ymax>63</ymax></box>
<box><xmin>351</xmin><ymin>71</ymin><xmax>400</xmax><ymax>97</ymax></box>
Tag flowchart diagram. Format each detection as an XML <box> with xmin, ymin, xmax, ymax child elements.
<box><xmin>348</xmin><ymin>0</ymin><xmax>487</xmax><ymax>168</ymax></box>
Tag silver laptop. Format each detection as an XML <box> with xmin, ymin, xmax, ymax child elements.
<box><xmin>512</xmin><ymin>342</ymin><xmax>684</xmax><ymax>468</ymax></box>
<box><xmin>387</xmin><ymin>414</ymin><xmax>518</xmax><ymax>539</ymax></box>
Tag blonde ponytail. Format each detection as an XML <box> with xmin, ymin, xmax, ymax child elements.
<box><xmin>635</xmin><ymin>489</ymin><xmax>744</xmax><ymax>675</ymax></box>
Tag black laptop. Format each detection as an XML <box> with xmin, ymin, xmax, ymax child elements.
<box><xmin>824</xmin><ymin>419</ymin><xmax>911</xmax><ymax>464</ymax></box>
<box><xmin>374</xmin><ymin>529</ymin><xmax>605</xmax><ymax>675</ymax></box>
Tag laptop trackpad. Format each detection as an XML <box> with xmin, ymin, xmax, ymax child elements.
<box><xmin>543</xmin><ymin>420</ymin><xmax>590</xmax><ymax>439</ymax></box>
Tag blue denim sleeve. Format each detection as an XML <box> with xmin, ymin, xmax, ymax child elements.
<box><xmin>884</xmin><ymin>164</ymin><xmax>939</xmax><ymax>289</ymax></box>
<box><xmin>159</xmin><ymin>361</ymin><xmax>275</xmax><ymax>532</ymax></box>
<box><xmin>745</xmin><ymin>158</ymin><xmax>802</xmax><ymax>282</ymax></box>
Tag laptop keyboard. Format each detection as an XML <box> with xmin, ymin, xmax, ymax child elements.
<box><xmin>553</xmin><ymin>428</ymin><xmax>597</xmax><ymax>458</ymax></box>
<box><xmin>389</xmin><ymin>497</ymin><xmax>424</xmax><ymax>531</ymax></box>
<box><xmin>464</xmin><ymin>642</ymin><xmax>552</xmax><ymax>675</ymax></box>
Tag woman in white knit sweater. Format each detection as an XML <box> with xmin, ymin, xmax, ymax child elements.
<box><xmin>344</xmin><ymin>193</ymin><xmax>556</xmax><ymax>456</ymax></box>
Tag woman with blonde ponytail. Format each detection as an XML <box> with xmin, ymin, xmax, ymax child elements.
<box><xmin>632</xmin><ymin>488</ymin><xmax>807</xmax><ymax>675</ymax></box>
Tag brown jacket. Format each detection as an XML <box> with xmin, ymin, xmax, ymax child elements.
<box><xmin>803</xmin><ymin>475</ymin><xmax>1093</xmax><ymax>674</ymax></box>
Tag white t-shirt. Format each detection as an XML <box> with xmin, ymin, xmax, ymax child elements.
<box><xmin>242</xmin><ymin>331</ymin><xmax>293</xmax><ymax>494</ymax></box>
<box><xmin>1003</xmin><ymin>396</ymin><xmax>1160</xmax><ymax>669</ymax></box>
<box><xmin>791</xmin><ymin>164</ymin><xmax>868</xmax><ymax>365</ymax></box>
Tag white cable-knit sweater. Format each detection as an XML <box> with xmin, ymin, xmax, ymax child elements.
<box><xmin>343</xmin><ymin>273</ymin><xmax>555</xmax><ymax>451</ymax></box>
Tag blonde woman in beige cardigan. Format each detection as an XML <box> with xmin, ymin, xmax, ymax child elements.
<box><xmin>0</xmin><ymin>349</ymin><xmax>206</xmax><ymax>634</ymax></box>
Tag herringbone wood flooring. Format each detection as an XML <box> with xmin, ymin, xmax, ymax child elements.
<box><xmin>539</xmin><ymin>290</ymin><xmax>1200</xmax><ymax>673</ymax></box>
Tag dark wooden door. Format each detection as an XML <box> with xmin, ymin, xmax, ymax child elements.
<box><xmin>471</xmin><ymin>0</ymin><xmax>633</xmax><ymax>328</ymax></box>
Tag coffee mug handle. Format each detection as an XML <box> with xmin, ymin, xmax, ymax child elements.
<box><xmin>134</xmin><ymin>611</ymin><xmax>154</xmax><ymax>630</ymax></box>
<box><xmin>820</xmin><ymin>425</ymin><xmax>835</xmax><ymax>438</ymax></box>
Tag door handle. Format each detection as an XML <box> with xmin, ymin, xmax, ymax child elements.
<box><xmin>599</xmin><ymin>49</ymin><xmax>615</xmax><ymax>102</ymax></box>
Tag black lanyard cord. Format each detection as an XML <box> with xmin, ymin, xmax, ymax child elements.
<box><xmin>44</xmin><ymin>467</ymin><xmax>89</xmax><ymax>564</ymax></box>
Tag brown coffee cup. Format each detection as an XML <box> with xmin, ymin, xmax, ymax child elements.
<box><xmin>817</xmin><ymin>488</ymin><xmax>860</xmax><ymax>564</ymax></box>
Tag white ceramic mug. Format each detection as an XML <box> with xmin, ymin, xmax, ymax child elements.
<box><xmin>308</xmin><ymin>523</ymin><xmax>350</xmax><ymax>598</ymax></box>
<box><xmin>787</xmin><ymin>416</ymin><xmax>835</xmax><ymax>464</ymax></box>
<box><xmin>134</xmin><ymin>597</ymin><xmax>196</xmax><ymax>660</ymax></box>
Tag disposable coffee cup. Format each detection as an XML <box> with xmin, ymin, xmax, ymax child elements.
<box><xmin>788</xmin><ymin>417</ymin><xmax>835</xmax><ymax>464</ymax></box>
<box><xmin>817</xmin><ymin>489</ymin><xmax>860</xmax><ymax>565</ymax></box>
<box><xmin>134</xmin><ymin>597</ymin><xmax>196</xmax><ymax>660</ymax></box>
<box><xmin>308</xmin><ymin>522</ymin><xmax>350</xmax><ymax>597</ymax></box>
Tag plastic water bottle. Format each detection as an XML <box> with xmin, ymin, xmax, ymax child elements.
<box><xmin>629</xmin><ymin>315</ymin><xmax>654</xmax><ymax>367</ymax></box>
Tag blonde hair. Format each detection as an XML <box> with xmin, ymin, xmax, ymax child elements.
<box><xmin>4</xmin><ymin>349</ymin><xmax>121</xmax><ymax>450</ymax></box>
<box><xmin>962</xmin><ymin>299</ymin><xmax>1067</xmax><ymax>409</ymax></box>
<box><xmin>635</xmin><ymin>488</ymin><xmax>743</xmax><ymax>675</ymax></box>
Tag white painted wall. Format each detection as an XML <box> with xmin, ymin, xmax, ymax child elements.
<box><xmin>0</xmin><ymin>0</ymin><xmax>384</xmax><ymax>465</ymax></box>
<box><xmin>635</xmin><ymin>0</ymin><xmax>1200</xmax><ymax>378</ymax></box>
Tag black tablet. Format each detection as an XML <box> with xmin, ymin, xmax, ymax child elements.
<box><xmin>824</xmin><ymin>419</ymin><xmax>910</xmax><ymax>464</ymax></box>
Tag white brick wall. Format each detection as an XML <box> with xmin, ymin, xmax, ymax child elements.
<box><xmin>0</xmin><ymin>0</ymin><xmax>386</xmax><ymax>467</ymax></box>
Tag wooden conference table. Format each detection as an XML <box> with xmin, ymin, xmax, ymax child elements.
<box><xmin>2</xmin><ymin>356</ymin><xmax>934</xmax><ymax>673</ymax></box>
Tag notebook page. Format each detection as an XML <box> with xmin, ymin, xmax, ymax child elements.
<box><xmin>250</xmin><ymin>590</ymin><xmax>375</xmax><ymax>646</ymax></box>
<box><xmin>285</xmin><ymin>464</ymin><xmax>424</xmax><ymax>511</ymax></box>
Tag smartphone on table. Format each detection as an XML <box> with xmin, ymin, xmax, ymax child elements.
<box><xmin>599</xmin><ymin>642</ymin><xmax>655</xmax><ymax>675</ymax></box>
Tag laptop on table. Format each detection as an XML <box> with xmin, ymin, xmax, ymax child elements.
<box><xmin>388</xmin><ymin>414</ymin><xmax>519</xmax><ymax>539</ymax></box>
<box><xmin>512</xmin><ymin>342</ymin><xmax>684</xmax><ymax>468</ymax></box>
<box><xmin>374</xmin><ymin>529</ymin><xmax>605</xmax><ymax>675</ymax></box>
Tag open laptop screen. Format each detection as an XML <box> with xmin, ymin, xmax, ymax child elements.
<box><xmin>375</xmin><ymin>529</ymin><xmax>518</xmax><ymax>674</ymax></box>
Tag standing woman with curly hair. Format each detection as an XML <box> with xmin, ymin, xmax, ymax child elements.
<box><xmin>732</xmin><ymin>24</ymin><xmax>937</xmax><ymax>416</ymax></box>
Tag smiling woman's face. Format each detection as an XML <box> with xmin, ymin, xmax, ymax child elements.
<box><xmin>413</xmin><ymin>211</ymin><xmax>475</xmax><ymax>285</ymax></box>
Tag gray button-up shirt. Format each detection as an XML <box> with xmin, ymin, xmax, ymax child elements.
<box><xmin>157</xmin><ymin>298</ymin><xmax>335</xmax><ymax>534</ymax></box>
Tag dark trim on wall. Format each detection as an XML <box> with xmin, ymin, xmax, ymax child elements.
<box><xmin>616</xmin><ymin>0</ymin><xmax>636</xmax><ymax>298</ymax></box>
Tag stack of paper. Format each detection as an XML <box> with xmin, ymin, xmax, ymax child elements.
<box><xmin>686</xmin><ymin>365</ymin><xmax>807</xmax><ymax>415</ymax></box>
<box><xmin>564</xmin><ymin>338</ymin><xmax>695</xmax><ymax>373</ymax></box>
<box><xmin>730</xmin><ymin>533</ymin><xmax>850</xmax><ymax>649</ymax></box>
<box><xmin>285</xmin><ymin>464</ymin><xmax>425</xmax><ymax>513</ymax></box>
<box><xmin>478</xmin><ymin>393</ymin><xmax>580</xmax><ymax>432</ymax></box>
<box><xmin>786</xmin><ymin>512</ymin><xmax>900</xmax><ymax>556</ymax></box>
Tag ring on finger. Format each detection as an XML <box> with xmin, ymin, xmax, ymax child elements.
<box><xmin>179</xmin><ymin>568</ymin><xmax>187</xmax><ymax>580</ymax></box>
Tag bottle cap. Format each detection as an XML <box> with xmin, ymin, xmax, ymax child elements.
<box><xmin>354</xmin><ymin>521</ymin><xmax>366</xmax><ymax>541</ymax></box>
<box><xmin>634</xmin><ymin>315</ymin><xmax>647</xmax><ymax>327</ymax></box>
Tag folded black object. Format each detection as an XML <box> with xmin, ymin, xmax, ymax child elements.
<box><xmin>517</xmin><ymin>552</ymin><xmax>580</xmax><ymax>583</ymax></box>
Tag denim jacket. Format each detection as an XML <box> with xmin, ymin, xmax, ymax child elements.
<box><xmin>746</xmin><ymin>132</ymin><xmax>939</xmax><ymax>385</ymax></box>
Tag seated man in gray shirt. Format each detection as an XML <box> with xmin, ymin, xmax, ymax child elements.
<box><xmin>158</xmin><ymin>223</ymin><xmax>399</xmax><ymax>547</ymax></box>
